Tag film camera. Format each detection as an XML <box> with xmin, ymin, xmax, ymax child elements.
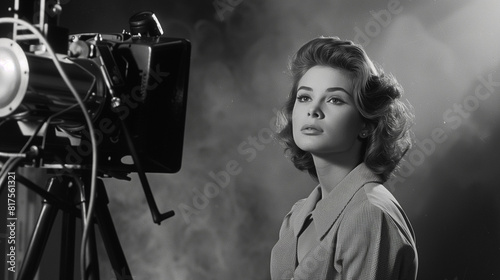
<box><xmin>0</xmin><ymin>4</ymin><xmax>191</xmax><ymax>279</ymax></box>
<box><xmin>0</xmin><ymin>9</ymin><xmax>191</xmax><ymax>175</ymax></box>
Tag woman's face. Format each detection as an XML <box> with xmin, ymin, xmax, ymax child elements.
<box><xmin>292</xmin><ymin>66</ymin><xmax>365</xmax><ymax>158</ymax></box>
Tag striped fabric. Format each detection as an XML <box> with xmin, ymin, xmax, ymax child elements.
<box><xmin>270</xmin><ymin>163</ymin><xmax>418</xmax><ymax>280</ymax></box>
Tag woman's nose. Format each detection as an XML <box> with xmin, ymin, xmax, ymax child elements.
<box><xmin>307</xmin><ymin>105</ymin><xmax>324</xmax><ymax>119</ymax></box>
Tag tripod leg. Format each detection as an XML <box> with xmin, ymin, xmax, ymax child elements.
<box><xmin>94</xmin><ymin>179</ymin><xmax>134</xmax><ymax>280</ymax></box>
<box><xmin>17</xmin><ymin>177</ymin><xmax>66</xmax><ymax>280</ymax></box>
<box><xmin>83</xmin><ymin>221</ymin><xmax>100</xmax><ymax>280</ymax></box>
<box><xmin>59</xmin><ymin>207</ymin><xmax>76</xmax><ymax>279</ymax></box>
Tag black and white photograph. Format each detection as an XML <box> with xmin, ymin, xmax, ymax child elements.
<box><xmin>0</xmin><ymin>0</ymin><xmax>499</xmax><ymax>279</ymax></box>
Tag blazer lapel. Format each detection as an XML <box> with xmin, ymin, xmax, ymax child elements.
<box><xmin>292</xmin><ymin>186</ymin><xmax>322</xmax><ymax>237</ymax></box>
<box><xmin>312</xmin><ymin>163</ymin><xmax>383</xmax><ymax>241</ymax></box>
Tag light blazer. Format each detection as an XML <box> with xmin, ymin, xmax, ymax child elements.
<box><xmin>270</xmin><ymin>163</ymin><xmax>418</xmax><ymax>280</ymax></box>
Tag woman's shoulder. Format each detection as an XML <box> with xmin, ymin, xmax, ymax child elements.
<box><xmin>341</xmin><ymin>182</ymin><xmax>416</xmax><ymax>244</ymax></box>
<box><xmin>348</xmin><ymin>182</ymin><xmax>403</xmax><ymax>215</ymax></box>
<box><xmin>335</xmin><ymin>184</ymin><xmax>419</xmax><ymax>279</ymax></box>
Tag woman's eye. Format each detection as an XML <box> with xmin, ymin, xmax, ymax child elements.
<box><xmin>328</xmin><ymin>97</ymin><xmax>344</xmax><ymax>105</ymax></box>
<box><xmin>296</xmin><ymin>95</ymin><xmax>310</xmax><ymax>102</ymax></box>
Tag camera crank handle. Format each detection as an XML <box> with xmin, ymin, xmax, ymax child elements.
<box><xmin>118</xmin><ymin>118</ymin><xmax>175</xmax><ymax>225</ymax></box>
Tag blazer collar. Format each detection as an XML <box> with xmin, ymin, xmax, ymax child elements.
<box><xmin>292</xmin><ymin>163</ymin><xmax>383</xmax><ymax>240</ymax></box>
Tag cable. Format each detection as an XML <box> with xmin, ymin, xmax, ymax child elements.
<box><xmin>0</xmin><ymin>17</ymin><xmax>98</xmax><ymax>280</ymax></box>
<box><xmin>0</xmin><ymin>118</ymin><xmax>47</xmax><ymax>192</ymax></box>
<box><xmin>0</xmin><ymin>157</ymin><xmax>24</xmax><ymax>192</ymax></box>
<box><xmin>0</xmin><ymin>152</ymin><xmax>27</xmax><ymax>158</ymax></box>
<box><xmin>0</xmin><ymin>116</ymin><xmax>48</xmax><ymax>162</ymax></box>
<box><xmin>0</xmin><ymin>158</ymin><xmax>16</xmax><ymax>189</ymax></box>
<box><xmin>19</xmin><ymin>119</ymin><xmax>48</xmax><ymax>154</ymax></box>
<box><xmin>0</xmin><ymin>116</ymin><xmax>47</xmax><ymax>166</ymax></box>
<box><xmin>41</xmin><ymin>104</ymin><xmax>78</xmax><ymax>150</ymax></box>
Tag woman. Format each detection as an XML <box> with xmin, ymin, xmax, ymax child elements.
<box><xmin>270</xmin><ymin>37</ymin><xmax>418</xmax><ymax>280</ymax></box>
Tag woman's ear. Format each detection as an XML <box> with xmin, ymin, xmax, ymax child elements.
<box><xmin>359</xmin><ymin>130</ymin><xmax>369</xmax><ymax>139</ymax></box>
<box><xmin>359</xmin><ymin>122</ymin><xmax>372</xmax><ymax>139</ymax></box>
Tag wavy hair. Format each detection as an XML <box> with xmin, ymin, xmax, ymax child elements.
<box><xmin>276</xmin><ymin>37</ymin><xmax>413</xmax><ymax>182</ymax></box>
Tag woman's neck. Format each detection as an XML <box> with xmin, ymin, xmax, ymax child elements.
<box><xmin>312</xmin><ymin>148</ymin><xmax>363</xmax><ymax>195</ymax></box>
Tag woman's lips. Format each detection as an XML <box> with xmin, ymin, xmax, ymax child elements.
<box><xmin>301</xmin><ymin>124</ymin><xmax>323</xmax><ymax>134</ymax></box>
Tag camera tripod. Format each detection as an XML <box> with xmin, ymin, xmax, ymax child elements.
<box><xmin>16</xmin><ymin>172</ymin><xmax>133</xmax><ymax>280</ymax></box>
<box><xmin>9</xmin><ymin>114</ymin><xmax>177</xmax><ymax>279</ymax></box>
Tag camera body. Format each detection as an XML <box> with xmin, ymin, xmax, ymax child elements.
<box><xmin>0</xmin><ymin>14</ymin><xmax>191</xmax><ymax>174</ymax></box>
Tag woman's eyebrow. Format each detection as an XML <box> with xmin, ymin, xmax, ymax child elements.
<box><xmin>325</xmin><ymin>87</ymin><xmax>351</xmax><ymax>96</ymax></box>
<box><xmin>297</xmin><ymin>86</ymin><xmax>351</xmax><ymax>96</ymax></box>
<box><xmin>297</xmin><ymin>86</ymin><xmax>313</xmax><ymax>92</ymax></box>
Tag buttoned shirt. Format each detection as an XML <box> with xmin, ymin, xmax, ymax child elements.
<box><xmin>270</xmin><ymin>163</ymin><xmax>418</xmax><ymax>280</ymax></box>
